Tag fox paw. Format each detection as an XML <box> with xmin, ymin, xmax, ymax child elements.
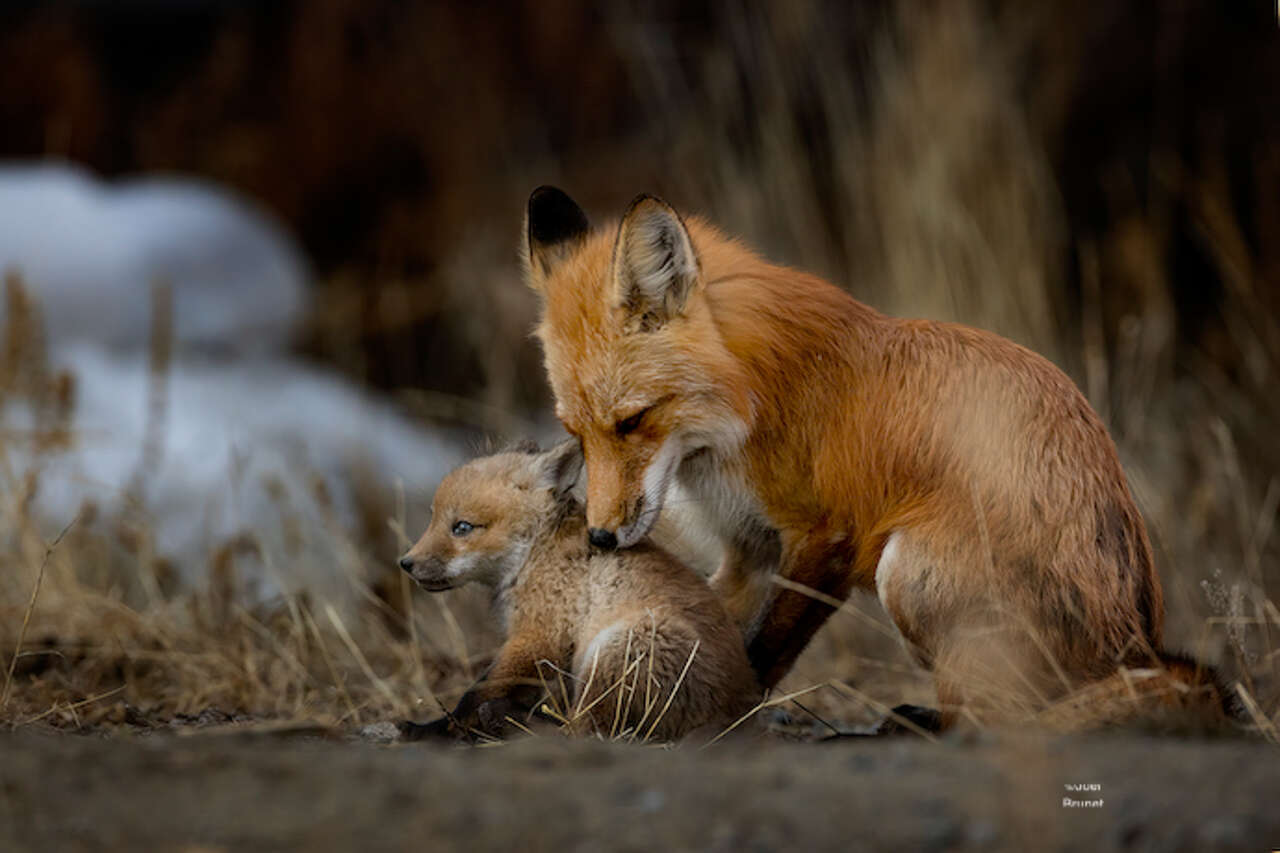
<box><xmin>397</xmin><ymin>717</ymin><xmax>458</xmax><ymax>741</ymax></box>
<box><xmin>874</xmin><ymin>704</ymin><xmax>943</xmax><ymax>736</ymax></box>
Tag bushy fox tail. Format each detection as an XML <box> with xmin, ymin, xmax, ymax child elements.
<box><xmin>1037</xmin><ymin>651</ymin><xmax>1239</xmax><ymax>733</ymax></box>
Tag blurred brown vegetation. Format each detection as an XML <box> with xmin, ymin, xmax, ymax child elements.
<box><xmin>1</xmin><ymin>0</ymin><xmax>1277</xmax><ymax>733</ymax></box>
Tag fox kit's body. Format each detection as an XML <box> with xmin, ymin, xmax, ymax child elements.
<box><xmin>523</xmin><ymin>188</ymin><xmax>1228</xmax><ymax>728</ymax></box>
<box><xmin>399</xmin><ymin>444</ymin><xmax>759</xmax><ymax>741</ymax></box>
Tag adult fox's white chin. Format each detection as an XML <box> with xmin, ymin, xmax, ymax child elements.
<box><xmin>616</xmin><ymin>436</ymin><xmax>683</xmax><ymax>548</ymax></box>
<box><xmin>616</xmin><ymin>503</ymin><xmax>663</xmax><ymax>548</ymax></box>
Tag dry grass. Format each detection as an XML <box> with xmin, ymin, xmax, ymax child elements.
<box><xmin>0</xmin><ymin>502</ymin><xmax>494</xmax><ymax>733</ymax></box>
<box><xmin>1</xmin><ymin>1</ymin><xmax>1277</xmax><ymax>743</ymax></box>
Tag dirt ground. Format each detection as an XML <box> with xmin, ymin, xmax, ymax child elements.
<box><xmin>1</xmin><ymin>726</ymin><xmax>1276</xmax><ymax>853</ymax></box>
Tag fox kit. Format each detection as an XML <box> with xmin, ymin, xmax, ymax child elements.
<box><xmin>397</xmin><ymin>441</ymin><xmax>760</xmax><ymax>741</ymax></box>
<box><xmin>522</xmin><ymin>187</ymin><xmax>1231</xmax><ymax>729</ymax></box>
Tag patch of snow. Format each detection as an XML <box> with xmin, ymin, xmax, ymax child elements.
<box><xmin>0</xmin><ymin>162</ymin><xmax>464</xmax><ymax>601</ymax></box>
<box><xmin>0</xmin><ymin>161</ymin><xmax>306</xmax><ymax>354</ymax></box>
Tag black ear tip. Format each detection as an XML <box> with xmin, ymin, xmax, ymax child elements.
<box><xmin>528</xmin><ymin>186</ymin><xmax>589</xmax><ymax>246</ymax></box>
<box><xmin>528</xmin><ymin>185</ymin><xmax>569</xmax><ymax>210</ymax></box>
<box><xmin>530</xmin><ymin>184</ymin><xmax>568</xmax><ymax>200</ymax></box>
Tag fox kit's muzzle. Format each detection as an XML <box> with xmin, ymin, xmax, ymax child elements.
<box><xmin>398</xmin><ymin>554</ymin><xmax>451</xmax><ymax>590</ymax></box>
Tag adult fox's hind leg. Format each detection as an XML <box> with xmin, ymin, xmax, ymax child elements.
<box><xmin>875</xmin><ymin>529</ymin><xmax>1072</xmax><ymax>729</ymax></box>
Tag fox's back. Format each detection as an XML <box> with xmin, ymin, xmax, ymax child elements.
<box><xmin>701</xmin><ymin>239</ymin><xmax>1162</xmax><ymax>656</ymax></box>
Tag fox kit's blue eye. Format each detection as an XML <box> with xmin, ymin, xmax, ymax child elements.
<box><xmin>451</xmin><ymin>520</ymin><xmax>474</xmax><ymax>536</ymax></box>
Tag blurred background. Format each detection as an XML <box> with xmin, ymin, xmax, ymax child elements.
<box><xmin>0</xmin><ymin>0</ymin><xmax>1276</xmax><ymax>729</ymax></box>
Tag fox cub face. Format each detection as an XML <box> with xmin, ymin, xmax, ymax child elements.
<box><xmin>399</xmin><ymin>441</ymin><xmax>583</xmax><ymax>590</ymax></box>
<box><xmin>523</xmin><ymin>187</ymin><xmax>752</xmax><ymax>550</ymax></box>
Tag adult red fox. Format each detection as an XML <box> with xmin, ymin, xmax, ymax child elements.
<box><xmin>521</xmin><ymin>186</ymin><xmax>1230</xmax><ymax>729</ymax></box>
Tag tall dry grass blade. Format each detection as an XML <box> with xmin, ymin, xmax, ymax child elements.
<box><xmin>431</xmin><ymin>595</ymin><xmax>472</xmax><ymax>680</ymax></box>
<box><xmin>399</xmin><ymin>572</ymin><xmax>430</xmax><ymax>698</ymax></box>
<box><xmin>612</xmin><ymin>626</ymin><xmax>637</xmax><ymax>737</ymax></box>
<box><xmin>770</xmin><ymin>576</ymin><xmax>900</xmax><ymax>641</ymax></box>
<box><xmin>701</xmin><ymin>683</ymin><xmax>828</xmax><ymax>748</ymax></box>
<box><xmin>641</xmin><ymin>639</ymin><xmax>700</xmax><ymax>743</ymax></box>
<box><xmin>1</xmin><ymin>273</ymin><xmax>36</xmax><ymax>399</ymax></box>
<box><xmin>1265</xmin><ymin>599</ymin><xmax>1280</xmax><ymax>630</ymax></box>
<box><xmin>1234</xmin><ymin>683</ymin><xmax>1279</xmax><ymax>744</ymax></box>
<box><xmin>828</xmin><ymin>680</ymin><xmax>941</xmax><ymax>742</ymax></box>
<box><xmin>790</xmin><ymin>699</ymin><xmax>844</xmax><ymax>738</ymax></box>
<box><xmin>300</xmin><ymin>605</ymin><xmax>359</xmax><ymax>725</ymax></box>
<box><xmin>133</xmin><ymin>280</ymin><xmax>172</xmax><ymax>494</ymax></box>
<box><xmin>536</xmin><ymin>700</ymin><xmax>571</xmax><ymax>727</ymax></box>
<box><xmin>628</xmin><ymin>615</ymin><xmax>661</xmax><ymax>739</ymax></box>
<box><xmin>1078</xmin><ymin>240</ymin><xmax>1110</xmax><ymax>422</ymax></box>
<box><xmin>571</xmin><ymin>649</ymin><xmax>647</xmax><ymax>730</ymax></box>
<box><xmin>18</xmin><ymin>685</ymin><xmax>126</xmax><ymax>727</ymax></box>
<box><xmin>232</xmin><ymin>605</ymin><xmax>313</xmax><ymax>686</ymax></box>
<box><xmin>502</xmin><ymin>715</ymin><xmax>537</xmax><ymax>738</ymax></box>
<box><xmin>573</xmin><ymin>644</ymin><xmax>603</xmax><ymax>722</ymax></box>
<box><xmin>997</xmin><ymin>606</ymin><xmax>1074</xmax><ymax>697</ymax></box>
<box><xmin>1248</xmin><ymin>481</ymin><xmax>1280</xmax><ymax>678</ymax></box>
<box><xmin>2</xmin><ymin>513</ymin><xmax>77</xmax><ymax>709</ymax></box>
<box><xmin>324</xmin><ymin>603</ymin><xmax>409</xmax><ymax>717</ymax></box>
<box><xmin>552</xmin><ymin>660</ymin><xmax>573</xmax><ymax>719</ymax></box>
<box><xmin>619</xmin><ymin>644</ymin><xmax>649</xmax><ymax>739</ymax></box>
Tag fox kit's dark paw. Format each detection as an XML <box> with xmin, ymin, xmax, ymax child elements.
<box><xmin>397</xmin><ymin>717</ymin><xmax>457</xmax><ymax>742</ymax></box>
<box><xmin>398</xmin><ymin>698</ymin><xmax>520</xmax><ymax>743</ymax></box>
<box><xmin>875</xmin><ymin>704</ymin><xmax>943</xmax><ymax>736</ymax></box>
<box><xmin>473</xmin><ymin>697</ymin><xmax>519</xmax><ymax>736</ymax></box>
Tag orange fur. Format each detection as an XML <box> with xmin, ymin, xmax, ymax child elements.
<box><xmin>523</xmin><ymin>188</ymin><xmax>1225</xmax><ymax>729</ymax></box>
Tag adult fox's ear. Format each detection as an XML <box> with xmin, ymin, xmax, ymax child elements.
<box><xmin>612</xmin><ymin>194</ymin><xmax>699</xmax><ymax>331</ymax></box>
<box><xmin>537</xmin><ymin>437</ymin><xmax>585</xmax><ymax>502</ymax></box>
<box><xmin>523</xmin><ymin>186</ymin><xmax>590</xmax><ymax>288</ymax></box>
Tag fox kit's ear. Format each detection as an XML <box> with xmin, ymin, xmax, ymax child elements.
<box><xmin>612</xmin><ymin>195</ymin><xmax>699</xmax><ymax>331</ymax></box>
<box><xmin>524</xmin><ymin>186</ymin><xmax>590</xmax><ymax>288</ymax></box>
<box><xmin>538</xmin><ymin>437</ymin><xmax>584</xmax><ymax>501</ymax></box>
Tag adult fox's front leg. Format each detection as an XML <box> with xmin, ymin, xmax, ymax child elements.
<box><xmin>739</xmin><ymin>532</ymin><xmax>860</xmax><ymax>687</ymax></box>
<box><xmin>707</xmin><ymin>506</ymin><xmax>783</xmax><ymax>634</ymax></box>
<box><xmin>708</xmin><ymin>540</ymin><xmax>777</xmax><ymax>641</ymax></box>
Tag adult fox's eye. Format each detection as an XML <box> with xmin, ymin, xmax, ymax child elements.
<box><xmin>451</xmin><ymin>520</ymin><xmax>474</xmax><ymax>536</ymax></box>
<box><xmin>615</xmin><ymin>409</ymin><xmax>648</xmax><ymax>436</ymax></box>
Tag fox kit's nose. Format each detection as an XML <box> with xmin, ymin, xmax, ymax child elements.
<box><xmin>588</xmin><ymin>528</ymin><xmax>618</xmax><ymax>551</ymax></box>
<box><xmin>398</xmin><ymin>555</ymin><xmax>416</xmax><ymax>572</ymax></box>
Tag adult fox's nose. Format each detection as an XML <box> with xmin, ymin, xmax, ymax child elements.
<box><xmin>587</xmin><ymin>528</ymin><xmax>618</xmax><ymax>551</ymax></box>
<box><xmin>398</xmin><ymin>555</ymin><xmax>416</xmax><ymax>572</ymax></box>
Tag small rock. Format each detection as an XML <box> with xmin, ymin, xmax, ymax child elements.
<box><xmin>358</xmin><ymin>721</ymin><xmax>403</xmax><ymax>744</ymax></box>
